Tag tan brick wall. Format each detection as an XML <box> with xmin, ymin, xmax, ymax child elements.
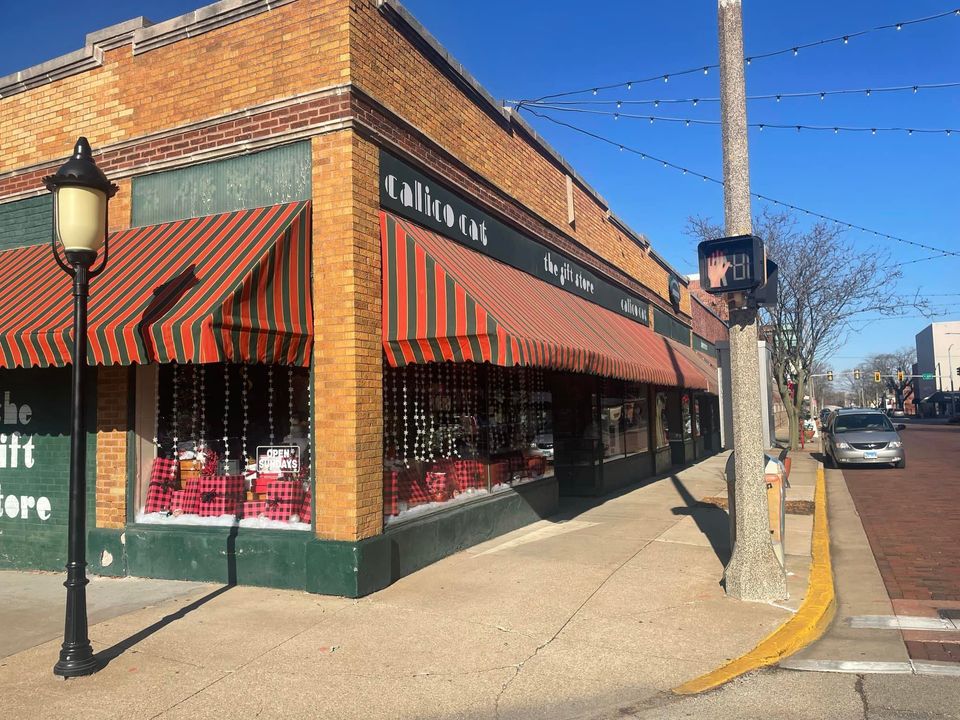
<box><xmin>96</xmin><ymin>366</ymin><xmax>129</xmax><ymax>529</ymax></box>
<box><xmin>311</xmin><ymin>130</ymin><xmax>382</xmax><ymax>541</ymax></box>
<box><xmin>0</xmin><ymin>0</ymin><xmax>350</xmax><ymax>175</ymax></box>
<box><xmin>349</xmin><ymin>0</ymin><xmax>691</xmax><ymax>316</ymax></box>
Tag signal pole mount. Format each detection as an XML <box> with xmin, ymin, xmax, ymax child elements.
<box><xmin>717</xmin><ymin>0</ymin><xmax>787</xmax><ymax>601</ymax></box>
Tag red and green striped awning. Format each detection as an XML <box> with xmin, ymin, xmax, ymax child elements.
<box><xmin>0</xmin><ymin>201</ymin><xmax>312</xmax><ymax>368</ymax></box>
<box><xmin>381</xmin><ymin>211</ymin><xmax>708</xmax><ymax>390</ymax></box>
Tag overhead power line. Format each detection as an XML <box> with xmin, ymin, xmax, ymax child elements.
<box><xmin>519</xmin><ymin>8</ymin><xmax>960</xmax><ymax>104</ymax></box>
<box><xmin>506</xmin><ymin>81</ymin><xmax>960</xmax><ymax>109</ymax></box>
<box><xmin>525</xmin><ymin>103</ymin><xmax>959</xmax><ymax>137</ymax></box>
<box><xmin>520</xmin><ymin>106</ymin><xmax>960</xmax><ymax>260</ymax></box>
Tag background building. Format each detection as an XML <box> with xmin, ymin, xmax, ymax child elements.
<box><xmin>915</xmin><ymin>321</ymin><xmax>960</xmax><ymax>416</ymax></box>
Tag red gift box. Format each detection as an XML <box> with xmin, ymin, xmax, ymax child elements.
<box><xmin>266</xmin><ymin>479</ymin><xmax>306</xmax><ymax>505</ymax></box>
<box><xmin>265</xmin><ymin>500</ymin><xmax>301</xmax><ymax>522</ymax></box>
<box><xmin>170</xmin><ymin>487</ymin><xmax>201</xmax><ymax>514</ymax></box>
<box><xmin>426</xmin><ymin>472</ymin><xmax>455</xmax><ymax>502</ymax></box>
<box><xmin>299</xmin><ymin>491</ymin><xmax>312</xmax><ymax>524</ymax></box>
<box><xmin>453</xmin><ymin>459</ymin><xmax>483</xmax><ymax>490</ymax></box>
<box><xmin>488</xmin><ymin>461</ymin><xmax>510</xmax><ymax>487</ymax></box>
<box><xmin>241</xmin><ymin>500</ymin><xmax>268</xmax><ymax>519</ymax></box>
<box><xmin>199</xmin><ymin>475</ymin><xmax>245</xmax><ymax>498</ymax></box>
<box><xmin>198</xmin><ymin>475</ymin><xmax>244</xmax><ymax>517</ymax></box>
<box><xmin>199</xmin><ymin>497</ymin><xmax>242</xmax><ymax>517</ymax></box>
<box><xmin>254</xmin><ymin>473</ymin><xmax>280</xmax><ymax>494</ymax></box>
<box><xmin>144</xmin><ymin>457</ymin><xmax>180</xmax><ymax>513</ymax></box>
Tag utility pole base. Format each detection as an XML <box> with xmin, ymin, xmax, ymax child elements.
<box><xmin>723</xmin><ymin>544</ymin><xmax>788</xmax><ymax>601</ymax></box>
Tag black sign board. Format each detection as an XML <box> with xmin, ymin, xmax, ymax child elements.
<box><xmin>697</xmin><ymin>235</ymin><xmax>767</xmax><ymax>294</ymax></box>
<box><xmin>256</xmin><ymin>445</ymin><xmax>300</xmax><ymax>475</ymax></box>
<box><xmin>380</xmin><ymin>150</ymin><xmax>653</xmax><ymax>327</ymax></box>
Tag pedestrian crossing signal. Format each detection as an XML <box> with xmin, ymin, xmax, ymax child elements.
<box><xmin>853</xmin><ymin>369</ymin><xmax>861</xmax><ymax>380</ymax></box>
<box><xmin>826</xmin><ymin>371</ymin><xmax>834</xmax><ymax>382</ymax></box>
<box><xmin>897</xmin><ymin>371</ymin><xmax>905</xmax><ymax>382</ymax></box>
<box><xmin>874</xmin><ymin>371</ymin><xmax>882</xmax><ymax>382</ymax></box>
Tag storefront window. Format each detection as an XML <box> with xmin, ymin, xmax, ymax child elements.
<box><xmin>682</xmin><ymin>393</ymin><xmax>692</xmax><ymax>437</ymax></box>
<box><xmin>383</xmin><ymin>361</ymin><xmax>553</xmax><ymax>522</ymax></box>
<box><xmin>137</xmin><ymin>362</ymin><xmax>312</xmax><ymax>529</ymax></box>
<box><xmin>600</xmin><ymin>379</ymin><xmax>625</xmax><ymax>460</ymax></box>
<box><xmin>693</xmin><ymin>398</ymin><xmax>701</xmax><ymax>437</ymax></box>
<box><xmin>624</xmin><ymin>382</ymin><xmax>649</xmax><ymax>455</ymax></box>
<box><xmin>655</xmin><ymin>391</ymin><xmax>670</xmax><ymax>449</ymax></box>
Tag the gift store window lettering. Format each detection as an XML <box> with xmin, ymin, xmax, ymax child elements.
<box><xmin>140</xmin><ymin>362</ymin><xmax>311</xmax><ymax>527</ymax></box>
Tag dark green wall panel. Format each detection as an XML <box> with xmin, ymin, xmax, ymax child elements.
<box><xmin>0</xmin><ymin>195</ymin><xmax>53</xmax><ymax>252</ymax></box>
<box><xmin>131</xmin><ymin>142</ymin><xmax>312</xmax><ymax>226</ymax></box>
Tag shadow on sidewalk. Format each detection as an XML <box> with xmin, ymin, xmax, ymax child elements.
<box><xmin>669</xmin><ymin>475</ymin><xmax>731</xmax><ymax>566</ymax></box>
<box><xmin>94</xmin><ymin>527</ymin><xmax>238</xmax><ymax>668</ymax></box>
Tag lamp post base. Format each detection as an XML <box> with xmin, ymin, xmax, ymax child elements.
<box><xmin>53</xmin><ymin>645</ymin><xmax>101</xmax><ymax>678</ymax></box>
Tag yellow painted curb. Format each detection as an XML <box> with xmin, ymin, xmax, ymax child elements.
<box><xmin>672</xmin><ymin>463</ymin><xmax>836</xmax><ymax>695</ymax></box>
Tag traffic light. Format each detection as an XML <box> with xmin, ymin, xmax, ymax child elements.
<box><xmin>897</xmin><ymin>370</ymin><xmax>905</xmax><ymax>383</ymax></box>
<box><xmin>874</xmin><ymin>371</ymin><xmax>882</xmax><ymax>382</ymax></box>
<box><xmin>854</xmin><ymin>369</ymin><xmax>861</xmax><ymax>381</ymax></box>
<box><xmin>826</xmin><ymin>371</ymin><xmax>834</xmax><ymax>382</ymax></box>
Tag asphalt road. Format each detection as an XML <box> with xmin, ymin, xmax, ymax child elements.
<box><xmin>843</xmin><ymin>420</ymin><xmax>960</xmax><ymax>663</ymax></box>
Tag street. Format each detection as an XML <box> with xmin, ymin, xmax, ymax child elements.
<box><xmin>844</xmin><ymin>420</ymin><xmax>960</xmax><ymax>663</ymax></box>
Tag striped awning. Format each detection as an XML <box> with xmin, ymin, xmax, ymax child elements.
<box><xmin>381</xmin><ymin>211</ymin><xmax>708</xmax><ymax>390</ymax></box>
<box><xmin>0</xmin><ymin>201</ymin><xmax>312</xmax><ymax>368</ymax></box>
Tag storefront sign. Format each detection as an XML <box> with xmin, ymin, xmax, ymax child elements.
<box><xmin>380</xmin><ymin>151</ymin><xmax>651</xmax><ymax>326</ymax></box>
<box><xmin>256</xmin><ymin>445</ymin><xmax>301</xmax><ymax>475</ymax></box>
<box><xmin>0</xmin><ymin>389</ymin><xmax>51</xmax><ymax>522</ymax></box>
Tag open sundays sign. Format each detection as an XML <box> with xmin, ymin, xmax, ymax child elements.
<box><xmin>379</xmin><ymin>151</ymin><xmax>651</xmax><ymax>327</ymax></box>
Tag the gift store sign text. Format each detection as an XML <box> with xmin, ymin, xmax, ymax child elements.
<box><xmin>0</xmin><ymin>390</ymin><xmax>51</xmax><ymax>522</ymax></box>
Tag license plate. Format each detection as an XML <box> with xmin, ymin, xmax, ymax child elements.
<box><xmin>863</xmin><ymin>450</ymin><xmax>878</xmax><ymax>459</ymax></box>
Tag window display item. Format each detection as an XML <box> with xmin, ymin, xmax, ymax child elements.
<box><xmin>144</xmin><ymin>457</ymin><xmax>180</xmax><ymax>513</ymax></box>
<box><xmin>198</xmin><ymin>475</ymin><xmax>245</xmax><ymax>517</ymax></box>
<box><xmin>265</xmin><ymin>479</ymin><xmax>306</xmax><ymax>522</ymax></box>
<box><xmin>241</xmin><ymin>500</ymin><xmax>268</xmax><ymax>519</ymax></box>
<box><xmin>170</xmin><ymin>487</ymin><xmax>202</xmax><ymax>515</ymax></box>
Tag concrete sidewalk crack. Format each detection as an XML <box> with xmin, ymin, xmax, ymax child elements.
<box><xmin>494</xmin><ymin>524</ymin><xmax>679</xmax><ymax>718</ymax></box>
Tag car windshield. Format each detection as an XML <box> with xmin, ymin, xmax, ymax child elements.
<box><xmin>833</xmin><ymin>414</ymin><xmax>894</xmax><ymax>433</ymax></box>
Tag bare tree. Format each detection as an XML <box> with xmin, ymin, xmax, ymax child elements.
<box><xmin>866</xmin><ymin>347</ymin><xmax>917</xmax><ymax>409</ymax></box>
<box><xmin>687</xmin><ymin>210</ymin><xmax>922</xmax><ymax>449</ymax></box>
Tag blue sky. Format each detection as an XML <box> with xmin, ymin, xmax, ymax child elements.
<box><xmin>2</xmin><ymin>0</ymin><xmax>957</xmax><ymax>370</ymax></box>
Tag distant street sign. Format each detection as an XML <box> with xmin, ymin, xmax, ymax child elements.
<box><xmin>921</xmin><ymin>372</ymin><xmax>935</xmax><ymax>380</ymax></box>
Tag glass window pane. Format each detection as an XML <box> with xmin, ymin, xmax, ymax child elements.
<box><xmin>601</xmin><ymin>379</ymin><xmax>625</xmax><ymax>459</ymax></box>
<box><xmin>624</xmin><ymin>382</ymin><xmax>649</xmax><ymax>455</ymax></box>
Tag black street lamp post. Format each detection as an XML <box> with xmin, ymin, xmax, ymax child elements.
<box><xmin>44</xmin><ymin>137</ymin><xmax>117</xmax><ymax>678</ymax></box>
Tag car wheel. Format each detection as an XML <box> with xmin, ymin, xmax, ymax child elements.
<box><xmin>894</xmin><ymin>458</ymin><xmax>906</xmax><ymax>469</ymax></box>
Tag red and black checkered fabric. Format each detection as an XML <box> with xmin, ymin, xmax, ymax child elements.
<box><xmin>198</xmin><ymin>497</ymin><xmax>242</xmax><ymax>517</ymax></box>
<box><xmin>265</xmin><ymin>500</ymin><xmax>300</xmax><ymax>522</ymax></box>
<box><xmin>241</xmin><ymin>500</ymin><xmax>268</xmax><ymax>518</ymax></box>
<box><xmin>198</xmin><ymin>475</ymin><xmax>245</xmax><ymax>498</ymax></box>
<box><xmin>144</xmin><ymin>457</ymin><xmax>180</xmax><ymax>513</ymax></box>
<box><xmin>453</xmin><ymin>459</ymin><xmax>484</xmax><ymax>490</ymax></box>
<box><xmin>266</xmin><ymin>480</ymin><xmax>306</xmax><ymax>505</ymax></box>
<box><xmin>170</xmin><ymin>487</ymin><xmax>201</xmax><ymax>514</ymax></box>
<box><xmin>299</xmin><ymin>491</ymin><xmax>312</xmax><ymax>524</ymax></box>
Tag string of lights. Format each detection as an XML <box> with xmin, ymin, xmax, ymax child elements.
<box><xmin>519</xmin><ymin>8</ymin><xmax>960</xmax><ymax>104</ymax></box>
<box><xmin>506</xmin><ymin>81</ymin><xmax>960</xmax><ymax>109</ymax></box>
<box><xmin>526</xmin><ymin>103</ymin><xmax>959</xmax><ymax>136</ymax></box>
<box><xmin>520</xmin><ymin>106</ymin><xmax>960</xmax><ymax>260</ymax></box>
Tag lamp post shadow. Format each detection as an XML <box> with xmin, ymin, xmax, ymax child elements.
<box><xmin>669</xmin><ymin>474</ymin><xmax>732</xmax><ymax>567</ymax></box>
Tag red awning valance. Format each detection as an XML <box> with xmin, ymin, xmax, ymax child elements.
<box><xmin>381</xmin><ymin>211</ymin><xmax>708</xmax><ymax>390</ymax></box>
<box><xmin>0</xmin><ymin>201</ymin><xmax>312</xmax><ymax>368</ymax></box>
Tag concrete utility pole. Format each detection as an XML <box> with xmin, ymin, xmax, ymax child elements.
<box><xmin>717</xmin><ymin>0</ymin><xmax>787</xmax><ymax>601</ymax></box>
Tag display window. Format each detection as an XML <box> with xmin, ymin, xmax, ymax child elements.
<box><xmin>693</xmin><ymin>398</ymin><xmax>701</xmax><ymax>437</ymax></box>
<box><xmin>624</xmin><ymin>382</ymin><xmax>649</xmax><ymax>455</ymax></box>
<box><xmin>383</xmin><ymin>361</ymin><xmax>553</xmax><ymax>523</ymax></box>
<box><xmin>682</xmin><ymin>393</ymin><xmax>692</xmax><ymax>438</ymax></box>
<box><xmin>600</xmin><ymin>379</ymin><xmax>625</xmax><ymax>460</ymax></box>
<box><xmin>655</xmin><ymin>391</ymin><xmax>670</xmax><ymax>449</ymax></box>
<box><xmin>135</xmin><ymin>362</ymin><xmax>312</xmax><ymax>529</ymax></box>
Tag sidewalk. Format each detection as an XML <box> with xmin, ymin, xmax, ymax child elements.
<box><xmin>0</xmin><ymin>451</ymin><xmax>815</xmax><ymax>720</ymax></box>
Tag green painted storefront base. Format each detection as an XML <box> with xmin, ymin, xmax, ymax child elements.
<box><xmin>85</xmin><ymin>478</ymin><xmax>559</xmax><ymax>597</ymax></box>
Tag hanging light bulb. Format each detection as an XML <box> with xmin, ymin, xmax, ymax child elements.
<box><xmin>746</xmin><ymin>57</ymin><xmax>752</xmax><ymax>65</ymax></box>
<box><xmin>913</xmin><ymin>86</ymin><xmax>919</xmax><ymax>94</ymax></box>
<box><xmin>703</xmin><ymin>67</ymin><xmax>709</xmax><ymax>75</ymax></box>
<box><xmin>592</xmin><ymin>88</ymin><xmax>598</xmax><ymax>96</ymax></box>
<box><xmin>619</xmin><ymin>145</ymin><xmax>624</xmax><ymax>151</ymax></box>
<box><xmin>776</xmin><ymin>95</ymin><xmax>781</xmax><ymax>102</ymax></box>
<box><xmin>649</xmin><ymin>116</ymin><xmax>654</xmax><ymax>123</ymax></box>
<box><xmin>908</xmin><ymin>129</ymin><xmax>913</xmax><ymax>136</ymax></box>
<box><xmin>871</xmin><ymin>128</ymin><xmax>877</xmax><ymax>135</ymax></box>
<box><xmin>682</xmin><ymin>169</ymin><xmax>687</xmax><ymax>174</ymax></box>
<box><xmin>947</xmin><ymin>129</ymin><xmax>952</xmax><ymax>136</ymax></box>
<box><xmin>662</xmin><ymin>161</ymin><xmax>668</xmax><ymax>168</ymax></box>
<box><xmin>759</xmin><ymin>124</ymin><xmax>764</xmax><ymax>131</ymax></box>
<box><xmin>627</xmin><ymin>82</ymin><xmax>632</xmax><ymax>90</ymax></box>
<box><xmin>843</xmin><ymin>36</ymin><xmax>849</xmax><ymax>44</ymax></box>
<box><xmin>692</xmin><ymin>98</ymin><xmax>699</xmax><ymax>106</ymax></box>
<box><xmin>796</xmin><ymin>125</ymin><xmax>801</xmax><ymax>132</ymax></box>
<box><xmin>834</xmin><ymin>127</ymin><xmax>839</xmax><ymax>134</ymax></box>
<box><xmin>616</xmin><ymin>100</ymin><xmax>622</xmax><ymax>108</ymax></box>
<box><xmin>685</xmin><ymin>119</ymin><xmax>691</xmax><ymax>126</ymax></box>
<box><xmin>614</xmin><ymin>112</ymin><xmax>619</xmax><ymax>120</ymax></box>
<box><xmin>640</xmin><ymin>153</ymin><xmax>646</xmax><ymax>160</ymax></box>
<box><xmin>663</xmin><ymin>75</ymin><xmax>669</xmax><ymax>83</ymax></box>
<box><xmin>792</xmin><ymin>47</ymin><xmax>798</xmax><ymax>56</ymax></box>
<box><xmin>820</xmin><ymin>92</ymin><xmax>825</xmax><ymax>100</ymax></box>
<box><xmin>896</xmin><ymin>23</ymin><xmax>902</xmax><ymax>30</ymax></box>
<box><xmin>654</xmin><ymin>100</ymin><xmax>660</xmax><ymax>107</ymax></box>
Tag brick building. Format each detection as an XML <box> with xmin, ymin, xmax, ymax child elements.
<box><xmin>0</xmin><ymin>0</ymin><xmax>719</xmax><ymax>595</ymax></box>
